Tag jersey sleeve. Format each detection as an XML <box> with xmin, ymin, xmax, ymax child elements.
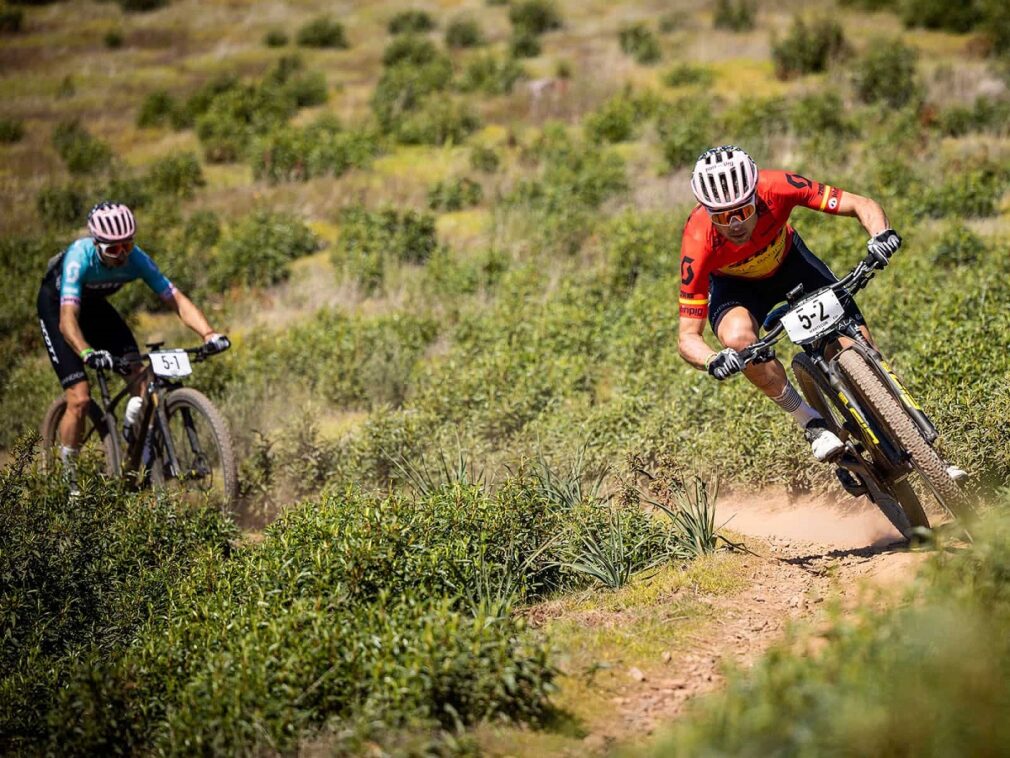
<box><xmin>678</xmin><ymin>210</ymin><xmax>714</xmax><ymax>320</ymax></box>
<box><xmin>59</xmin><ymin>244</ymin><xmax>88</xmax><ymax>305</ymax></box>
<box><xmin>763</xmin><ymin>170</ymin><xmax>845</xmax><ymax>215</ymax></box>
<box><xmin>133</xmin><ymin>247</ymin><xmax>176</xmax><ymax>300</ymax></box>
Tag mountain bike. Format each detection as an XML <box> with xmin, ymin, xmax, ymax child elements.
<box><xmin>737</xmin><ymin>253</ymin><xmax>970</xmax><ymax>539</ymax></box>
<box><xmin>40</xmin><ymin>342</ymin><xmax>238</xmax><ymax>508</ymax></box>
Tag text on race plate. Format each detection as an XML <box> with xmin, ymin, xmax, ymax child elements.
<box><xmin>780</xmin><ymin>289</ymin><xmax>846</xmax><ymax>344</ymax></box>
<box><xmin>150</xmin><ymin>350</ymin><xmax>192</xmax><ymax>378</ymax></box>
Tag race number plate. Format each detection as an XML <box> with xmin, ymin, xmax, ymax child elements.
<box><xmin>150</xmin><ymin>350</ymin><xmax>192</xmax><ymax>378</ymax></box>
<box><xmin>781</xmin><ymin>290</ymin><xmax>845</xmax><ymax>344</ymax></box>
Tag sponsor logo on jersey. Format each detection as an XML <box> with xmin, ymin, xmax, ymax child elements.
<box><xmin>65</xmin><ymin>261</ymin><xmax>81</xmax><ymax>283</ymax></box>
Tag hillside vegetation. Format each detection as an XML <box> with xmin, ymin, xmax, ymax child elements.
<box><xmin>2</xmin><ymin>0</ymin><xmax>1009</xmax><ymax>753</ymax></box>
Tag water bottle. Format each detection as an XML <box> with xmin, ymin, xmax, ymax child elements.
<box><xmin>123</xmin><ymin>396</ymin><xmax>143</xmax><ymax>442</ymax></box>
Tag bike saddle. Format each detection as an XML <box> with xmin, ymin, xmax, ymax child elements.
<box><xmin>146</xmin><ymin>340</ymin><xmax>165</xmax><ymax>350</ymax></box>
<box><xmin>762</xmin><ymin>303</ymin><xmax>790</xmax><ymax>332</ymax></box>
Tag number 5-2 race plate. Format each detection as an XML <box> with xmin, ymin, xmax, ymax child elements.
<box><xmin>781</xmin><ymin>290</ymin><xmax>845</xmax><ymax>344</ymax></box>
<box><xmin>150</xmin><ymin>350</ymin><xmax>192</xmax><ymax>378</ymax></box>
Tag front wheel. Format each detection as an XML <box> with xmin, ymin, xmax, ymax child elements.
<box><xmin>40</xmin><ymin>396</ymin><xmax>121</xmax><ymax>477</ymax></box>
<box><xmin>150</xmin><ymin>388</ymin><xmax>238</xmax><ymax>510</ymax></box>
<box><xmin>836</xmin><ymin>349</ymin><xmax>969</xmax><ymax>522</ymax></box>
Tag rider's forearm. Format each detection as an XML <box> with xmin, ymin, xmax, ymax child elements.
<box><xmin>59</xmin><ymin>304</ymin><xmax>90</xmax><ymax>356</ymax></box>
<box><xmin>847</xmin><ymin>194</ymin><xmax>890</xmax><ymax>236</ymax></box>
<box><xmin>679</xmin><ymin>333</ymin><xmax>717</xmax><ymax>371</ymax></box>
<box><xmin>169</xmin><ymin>290</ymin><xmax>215</xmax><ymax>340</ymax></box>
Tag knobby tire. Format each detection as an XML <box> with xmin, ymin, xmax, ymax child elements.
<box><xmin>40</xmin><ymin>396</ymin><xmax>120</xmax><ymax>477</ymax></box>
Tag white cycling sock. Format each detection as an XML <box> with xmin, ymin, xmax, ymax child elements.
<box><xmin>771</xmin><ymin>384</ymin><xmax>821</xmax><ymax>429</ymax></box>
<box><xmin>59</xmin><ymin>445</ymin><xmax>79</xmax><ymax>464</ymax></box>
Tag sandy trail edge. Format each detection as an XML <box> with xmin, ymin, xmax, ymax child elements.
<box><xmin>576</xmin><ymin>490</ymin><xmax>927</xmax><ymax>752</ymax></box>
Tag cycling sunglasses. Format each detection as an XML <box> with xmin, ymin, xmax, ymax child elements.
<box><xmin>708</xmin><ymin>201</ymin><xmax>757</xmax><ymax>227</ymax></box>
<box><xmin>97</xmin><ymin>239</ymin><xmax>134</xmax><ymax>258</ymax></box>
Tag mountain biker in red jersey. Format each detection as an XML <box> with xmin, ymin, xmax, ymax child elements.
<box><xmin>677</xmin><ymin>145</ymin><xmax>904</xmax><ymax>463</ymax></box>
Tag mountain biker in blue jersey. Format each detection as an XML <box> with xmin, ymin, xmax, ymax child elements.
<box><xmin>37</xmin><ymin>201</ymin><xmax>230</xmax><ymax>492</ymax></box>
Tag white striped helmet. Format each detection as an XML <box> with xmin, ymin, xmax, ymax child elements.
<box><xmin>87</xmin><ymin>201</ymin><xmax>136</xmax><ymax>242</ymax></box>
<box><xmin>690</xmin><ymin>145</ymin><xmax>758</xmax><ymax>211</ymax></box>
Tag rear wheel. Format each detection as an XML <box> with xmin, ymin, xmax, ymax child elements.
<box><xmin>836</xmin><ymin>349</ymin><xmax>968</xmax><ymax>522</ymax></box>
<box><xmin>792</xmin><ymin>352</ymin><xmax>929</xmax><ymax>535</ymax></box>
<box><xmin>40</xmin><ymin>396</ymin><xmax>121</xmax><ymax>477</ymax></box>
<box><xmin>150</xmin><ymin>388</ymin><xmax>238</xmax><ymax>510</ymax></box>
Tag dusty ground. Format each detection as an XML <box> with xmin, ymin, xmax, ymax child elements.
<box><xmin>506</xmin><ymin>490</ymin><xmax>933</xmax><ymax>756</ymax></box>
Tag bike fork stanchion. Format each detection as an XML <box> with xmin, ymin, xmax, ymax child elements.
<box><xmin>153</xmin><ymin>399</ymin><xmax>183</xmax><ymax>481</ymax></box>
<box><xmin>95</xmin><ymin>371</ymin><xmax>123</xmax><ymax>472</ymax></box>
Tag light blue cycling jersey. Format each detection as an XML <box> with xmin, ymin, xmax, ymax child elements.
<box><xmin>46</xmin><ymin>238</ymin><xmax>175</xmax><ymax>305</ymax></box>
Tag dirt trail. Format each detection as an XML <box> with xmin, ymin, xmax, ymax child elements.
<box><xmin>581</xmin><ymin>490</ymin><xmax>928</xmax><ymax>750</ymax></box>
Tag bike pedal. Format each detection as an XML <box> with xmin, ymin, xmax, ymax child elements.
<box><xmin>835</xmin><ymin>468</ymin><xmax>867</xmax><ymax>497</ymax></box>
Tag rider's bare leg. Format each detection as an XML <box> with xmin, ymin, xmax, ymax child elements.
<box><xmin>59</xmin><ymin>379</ymin><xmax>90</xmax><ymax>449</ymax></box>
<box><xmin>717</xmin><ymin>306</ymin><xmax>842</xmax><ymax>461</ymax></box>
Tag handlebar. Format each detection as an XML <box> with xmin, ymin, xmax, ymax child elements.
<box><xmin>736</xmin><ymin>253</ymin><xmax>881</xmax><ymax>367</ymax></box>
<box><xmin>107</xmin><ymin>344</ymin><xmax>223</xmax><ymax>374</ymax></box>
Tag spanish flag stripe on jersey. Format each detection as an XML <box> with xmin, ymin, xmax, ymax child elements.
<box><xmin>819</xmin><ymin>185</ymin><xmax>834</xmax><ymax>211</ymax></box>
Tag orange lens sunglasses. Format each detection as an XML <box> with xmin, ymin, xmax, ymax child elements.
<box><xmin>708</xmin><ymin>202</ymin><xmax>757</xmax><ymax>227</ymax></box>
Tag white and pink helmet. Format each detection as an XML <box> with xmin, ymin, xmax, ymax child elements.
<box><xmin>87</xmin><ymin>201</ymin><xmax>136</xmax><ymax>242</ymax></box>
<box><xmin>690</xmin><ymin>145</ymin><xmax>759</xmax><ymax>211</ymax></box>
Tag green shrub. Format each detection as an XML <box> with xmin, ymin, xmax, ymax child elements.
<box><xmin>428</xmin><ymin>176</ymin><xmax>483</xmax><ymax>211</ymax></box>
<box><xmin>584</xmin><ymin>91</ymin><xmax>656</xmax><ymax>144</ymax></box>
<box><xmin>296</xmin><ymin>15</ymin><xmax>348</xmax><ymax>48</ymax></box>
<box><xmin>929</xmin><ymin>222</ymin><xmax>987</xmax><ymax>267</ymax></box>
<box><xmin>194</xmin><ymin>84</ymin><xmax>295</xmax><ymax>162</ymax></box>
<box><xmin>659</xmin><ymin>11</ymin><xmax>687</xmax><ymax>33</ymax></box>
<box><xmin>838</xmin><ymin>0</ymin><xmax>895</xmax><ymax>7</ymax></box>
<box><xmin>470</xmin><ymin>143</ymin><xmax>500</xmax><ymax>172</ymax></box>
<box><xmin>510</xmin><ymin>29</ymin><xmax>541</xmax><ymax>57</ymax></box>
<box><xmin>382</xmin><ymin>33</ymin><xmax>441</xmax><ymax>67</ymax></box>
<box><xmin>209</xmin><ymin>210</ymin><xmax>320</xmax><ymax>290</ymax></box>
<box><xmin>388</xmin><ymin>9</ymin><xmax>435</xmax><ymax>35</ymax></box>
<box><xmin>36</xmin><ymin>184</ymin><xmax>85</xmax><ymax>228</ymax></box>
<box><xmin>899</xmin><ymin>0</ymin><xmax>981</xmax><ymax>32</ymax></box>
<box><xmin>618</xmin><ymin>23</ymin><xmax>661</xmax><ymax>64</ymax></box>
<box><xmin>251</xmin><ymin>118</ymin><xmax>381</xmax><ymax>184</ymax></box>
<box><xmin>721</xmin><ymin>96</ymin><xmax>790</xmax><ymax>146</ymax></box>
<box><xmin>0</xmin><ymin>116</ymin><xmax>24</xmax><ymax>142</ymax></box>
<box><xmin>713</xmin><ymin>0</ymin><xmax>755</xmax><ymax>31</ymax></box>
<box><xmin>0</xmin><ymin>6</ymin><xmax>24</xmax><ymax>33</ymax></box>
<box><xmin>396</xmin><ymin>96</ymin><xmax>480</xmax><ymax>145</ymax></box>
<box><xmin>789</xmin><ymin>90</ymin><xmax>858</xmax><ymax>137</ymax></box>
<box><xmin>936</xmin><ymin>96</ymin><xmax>1010</xmax><ymax>137</ymax></box>
<box><xmin>655</xmin><ymin>100</ymin><xmax>711</xmax><ymax>169</ymax></box>
<box><xmin>604</xmin><ymin>210</ymin><xmax>681</xmax><ymax>292</ymax></box>
<box><xmin>114</xmin><ymin>0</ymin><xmax>167</xmax><ymax>10</ymax></box>
<box><xmin>458</xmin><ymin>52</ymin><xmax>525</xmax><ymax>95</ymax></box>
<box><xmin>144</xmin><ymin>152</ymin><xmax>204</xmax><ymax>199</ymax></box>
<box><xmin>333</xmin><ymin>206</ymin><xmax>438</xmax><ymax>291</ymax></box>
<box><xmin>445</xmin><ymin>16</ymin><xmax>484</xmax><ymax>48</ymax></box>
<box><xmin>915</xmin><ymin>165</ymin><xmax>1008</xmax><ymax>218</ymax></box>
<box><xmin>662</xmin><ymin>63</ymin><xmax>714</xmax><ymax>87</ymax></box>
<box><xmin>170</xmin><ymin>73</ymin><xmax>239</xmax><ymax>130</ymax></box>
<box><xmin>772</xmin><ymin>16</ymin><xmax>847</xmax><ymax>79</ymax></box>
<box><xmin>263</xmin><ymin>28</ymin><xmax>287</xmax><ymax>47</ymax></box>
<box><xmin>509</xmin><ymin>0</ymin><xmax>562</xmax><ymax>35</ymax></box>
<box><xmin>136</xmin><ymin>90</ymin><xmax>176</xmax><ymax>128</ymax></box>
<box><xmin>980</xmin><ymin>0</ymin><xmax>1010</xmax><ymax>55</ymax></box>
<box><xmin>51</xmin><ymin>119</ymin><xmax>112</xmax><ymax>175</ymax></box>
<box><xmin>371</xmin><ymin>56</ymin><xmax>453</xmax><ymax>131</ymax></box>
<box><xmin>103</xmin><ymin>28</ymin><xmax>123</xmax><ymax>48</ymax></box>
<box><xmin>56</xmin><ymin>74</ymin><xmax>74</xmax><ymax>98</ymax></box>
<box><xmin>853</xmin><ymin>38</ymin><xmax>920</xmax><ymax>107</ymax></box>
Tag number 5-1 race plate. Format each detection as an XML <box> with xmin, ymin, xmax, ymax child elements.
<box><xmin>150</xmin><ymin>350</ymin><xmax>192</xmax><ymax>378</ymax></box>
<box><xmin>781</xmin><ymin>290</ymin><xmax>845</xmax><ymax>344</ymax></box>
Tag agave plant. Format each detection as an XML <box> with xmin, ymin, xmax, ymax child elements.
<box><xmin>531</xmin><ymin>440</ymin><xmax>609</xmax><ymax>510</ymax></box>
<box><xmin>558</xmin><ymin>506</ymin><xmax>661</xmax><ymax>589</ymax></box>
<box><xmin>385</xmin><ymin>441</ymin><xmax>486</xmax><ymax>497</ymax></box>
<box><xmin>645</xmin><ymin>475</ymin><xmax>723</xmax><ymax>558</ymax></box>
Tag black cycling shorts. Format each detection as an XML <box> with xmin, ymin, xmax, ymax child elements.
<box><xmin>37</xmin><ymin>282</ymin><xmax>139</xmax><ymax>389</ymax></box>
<box><xmin>708</xmin><ymin>232</ymin><xmax>866</xmax><ymax>333</ymax></box>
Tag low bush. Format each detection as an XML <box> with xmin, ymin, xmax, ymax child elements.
<box><xmin>510</xmin><ymin>29</ymin><xmax>541</xmax><ymax>58</ymax></box>
<box><xmin>899</xmin><ymin>0</ymin><xmax>981</xmax><ymax>32</ymax></box>
<box><xmin>396</xmin><ymin>96</ymin><xmax>480</xmax><ymax>145</ymax></box>
<box><xmin>263</xmin><ymin>28</ymin><xmax>287</xmax><ymax>47</ymax></box>
<box><xmin>914</xmin><ymin>164</ymin><xmax>1008</xmax><ymax>219</ymax></box>
<box><xmin>445</xmin><ymin>16</ymin><xmax>484</xmax><ymax>48</ymax></box>
<box><xmin>853</xmin><ymin>38</ymin><xmax>920</xmax><ymax>107</ymax></box>
<box><xmin>428</xmin><ymin>176</ymin><xmax>483</xmax><ymax>210</ymax></box>
<box><xmin>604</xmin><ymin>210</ymin><xmax>681</xmax><ymax>292</ymax></box>
<box><xmin>51</xmin><ymin>119</ymin><xmax>112</xmax><ymax>175</ymax></box>
<box><xmin>251</xmin><ymin>118</ymin><xmax>381</xmax><ymax>184</ymax></box>
<box><xmin>458</xmin><ymin>52</ymin><xmax>525</xmax><ymax>95</ymax></box>
<box><xmin>332</xmin><ymin>206</ymin><xmax>438</xmax><ymax>291</ymax></box>
<box><xmin>655</xmin><ymin>99</ymin><xmax>711</xmax><ymax>169</ymax></box>
<box><xmin>721</xmin><ymin>95</ymin><xmax>790</xmax><ymax>147</ymax></box>
<box><xmin>0</xmin><ymin>116</ymin><xmax>24</xmax><ymax>142</ymax></box>
<box><xmin>36</xmin><ymin>183</ymin><xmax>85</xmax><ymax>228</ymax></box>
<box><xmin>936</xmin><ymin>96</ymin><xmax>1010</xmax><ymax>137</ymax></box>
<box><xmin>929</xmin><ymin>222</ymin><xmax>987</xmax><ymax>267</ymax></box>
<box><xmin>584</xmin><ymin>91</ymin><xmax>657</xmax><ymax>144</ymax></box>
<box><xmin>713</xmin><ymin>0</ymin><xmax>755</xmax><ymax>31</ymax></box>
<box><xmin>771</xmin><ymin>16</ymin><xmax>847</xmax><ymax>79</ymax></box>
<box><xmin>170</xmin><ymin>73</ymin><xmax>239</xmax><ymax>130</ymax></box>
<box><xmin>114</xmin><ymin>0</ymin><xmax>167</xmax><ymax>11</ymax></box>
<box><xmin>371</xmin><ymin>56</ymin><xmax>453</xmax><ymax>132</ymax></box>
<box><xmin>382</xmin><ymin>33</ymin><xmax>441</xmax><ymax>67</ymax></box>
<box><xmin>659</xmin><ymin>11</ymin><xmax>687</xmax><ymax>33</ymax></box>
<box><xmin>618</xmin><ymin>23</ymin><xmax>661</xmax><ymax>65</ymax></box>
<box><xmin>790</xmin><ymin>90</ymin><xmax>859</xmax><ymax>137</ymax></box>
<box><xmin>0</xmin><ymin>6</ymin><xmax>24</xmax><ymax>33</ymax></box>
<box><xmin>662</xmin><ymin>63</ymin><xmax>714</xmax><ymax>87</ymax></box>
<box><xmin>470</xmin><ymin>143</ymin><xmax>500</xmax><ymax>172</ymax></box>
<box><xmin>209</xmin><ymin>210</ymin><xmax>320</xmax><ymax>290</ymax></box>
<box><xmin>194</xmin><ymin>83</ymin><xmax>296</xmax><ymax>162</ymax></box>
<box><xmin>388</xmin><ymin>9</ymin><xmax>435</xmax><ymax>35</ymax></box>
<box><xmin>295</xmin><ymin>15</ymin><xmax>348</xmax><ymax>48</ymax></box>
<box><xmin>144</xmin><ymin>151</ymin><xmax>204</xmax><ymax>199</ymax></box>
<box><xmin>509</xmin><ymin>0</ymin><xmax>562</xmax><ymax>35</ymax></box>
<box><xmin>136</xmin><ymin>90</ymin><xmax>176</xmax><ymax>128</ymax></box>
<box><xmin>980</xmin><ymin>0</ymin><xmax>1010</xmax><ymax>55</ymax></box>
<box><xmin>103</xmin><ymin>28</ymin><xmax>123</xmax><ymax>48</ymax></box>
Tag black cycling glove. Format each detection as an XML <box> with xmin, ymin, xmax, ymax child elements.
<box><xmin>82</xmin><ymin>349</ymin><xmax>114</xmax><ymax>371</ymax></box>
<box><xmin>707</xmin><ymin>348</ymin><xmax>744</xmax><ymax>381</ymax></box>
<box><xmin>866</xmin><ymin>228</ymin><xmax>901</xmax><ymax>268</ymax></box>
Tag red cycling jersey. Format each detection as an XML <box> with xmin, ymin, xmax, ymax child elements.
<box><xmin>679</xmin><ymin>170</ymin><xmax>846</xmax><ymax>319</ymax></box>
